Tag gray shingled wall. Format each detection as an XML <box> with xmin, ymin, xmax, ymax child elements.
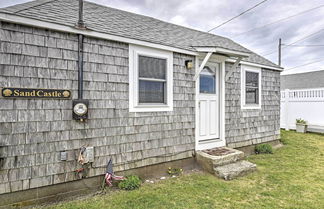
<box><xmin>225</xmin><ymin>63</ymin><xmax>281</xmax><ymax>148</ymax></box>
<box><xmin>0</xmin><ymin>21</ymin><xmax>281</xmax><ymax>196</ymax></box>
<box><xmin>0</xmin><ymin>22</ymin><xmax>195</xmax><ymax>194</ymax></box>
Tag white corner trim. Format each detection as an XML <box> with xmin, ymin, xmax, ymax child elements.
<box><xmin>194</xmin><ymin>56</ymin><xmax>200</xmax><ymax>151</ymax></box>
<box><xmin>129</xmin><ymin>44</ymin><xmax>173</xmax><ymax>112</ymax></box>
<box><xmin>241</xmin><ymin>65</ymin><xmax>262</xmax><ymax>110</ymax></box>
<box><xmin>220</xmin><ymin>61</ymin><xmax>226</xmax><ymax>146</ymax></box>
<box><xmin>0</xmin><ymin>12</ymin><xmax>198</xmax><ymax>56</ymax></box>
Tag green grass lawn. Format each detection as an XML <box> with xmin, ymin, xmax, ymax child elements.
<box><xmin>46</xmin><ymin>131</ymin><xmax>324</xmax><ymax>209</ymax></box>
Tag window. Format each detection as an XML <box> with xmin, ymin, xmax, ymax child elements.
<box><xmin>138</xmin><ymin>56</ymin><xmax>166</xmax><ymax>103</ymax></box>
<box><xmin>241</xmin><ymin>65</ymin><xmax>261</xmax><ymax>109</ymax></box>
<box><xmin>245</xmin><ymin>71</ymin><xmax>259</xmax><ymax>104</ymax></box>
<box><xmin>199</xmin><ymin>66</ymin><xmax>216</xmax><ymax>94</ymax></box>
<box><xmin>129</xmin><ymin>45</ymin><xmax>173</xmax><ymax>112</ymax></box>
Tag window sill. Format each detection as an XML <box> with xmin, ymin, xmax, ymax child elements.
<box><xmin>241</xmin><ymin>104</ymin><xmax>262</xmax><ymax>110</ymax></box>
<box><xmin>129</xmin><ymin>104</ymin><xmax>173</xmax><ymax>112</ymax></box>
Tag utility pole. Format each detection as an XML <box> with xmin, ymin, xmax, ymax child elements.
<box><xmin>278</xmin><ymin>38</ymin><xmax>282</xmax><ymax>66</ymax></box>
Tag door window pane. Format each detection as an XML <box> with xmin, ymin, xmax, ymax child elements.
<box><xmin>139</xmin><ymin>80</ymin><xmax>165</xmax><ymax>103</ymax></box>
<box><xmin>245</xmin><ymin>71</ymin><xmax>259</xmax><ymax>104</ymax></box>
<box><xmin>200</xmin><ymin>67</ymin><xmax>216</xmax><ymax>94</ymax></box>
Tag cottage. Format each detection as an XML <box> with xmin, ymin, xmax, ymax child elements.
<box><xmin>0</xmin><ymin>0</ymin><xmax>282</xmax><ymax>206</ymax></box>
<box><xmin>281</xmin><ymin>69</ymin><xmax>324</xmax><ymax>90</ymax></box>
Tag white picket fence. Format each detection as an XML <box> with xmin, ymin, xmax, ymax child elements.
<box><xmin>280</xmin><ymin>88</ymin><xmax>324</xmax><ymax>132</ymax></box>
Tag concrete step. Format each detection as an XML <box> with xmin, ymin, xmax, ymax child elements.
<box><xmin>196</xmin><ymin>147</ymin><xmax>244</xmax><ymax>174</ymax></box>
<box><xmin>214</xmin><ymin>160</ymin><xmax>257</xmax><ymax>180</ymax></box>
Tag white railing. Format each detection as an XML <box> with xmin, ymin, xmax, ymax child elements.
<box><xmin>281</xmin><ymin>88</ymin><xmax>324</xmax><ymax>130</ymax></box>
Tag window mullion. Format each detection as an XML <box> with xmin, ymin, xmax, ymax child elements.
<box><xmin>139</xmin><ymin>77</ymin><xmax>166</xmax><ymax>82</ymax></box>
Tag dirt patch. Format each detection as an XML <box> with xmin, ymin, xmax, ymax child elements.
<box><xmin>33</xmin><ymin>168</ymin><xmax>204</xmax><ymax>209</ymax></box>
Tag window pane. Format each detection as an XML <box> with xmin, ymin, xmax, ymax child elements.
<box><xmin>246</xmin><ymin>88</ymin><xmax>259</xmax><ymax>104</ymax></box>
<box><xmin>246</xmin><ymin>71</ymin><xmax>258</xmax><ymax>87</ymax></box>
<box><xmin>139</xmin><ymin>55</ymin><xmax>166</xmax><ymax>79</ymax></box>
<box><xmin>199</xmin><ymin>67</ymin><xmax>215</xmax><ymax>94</ymax></box>
<box><xmin>139</xmin><ymin>80</ymin><xmax>165</xmax><ymax>103</ymax></box>
<box><xmin>245</xmin><ymin>71</ymin><xmax>259</xmax><ymax>104</ymax></box>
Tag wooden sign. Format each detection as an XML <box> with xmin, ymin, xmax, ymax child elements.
<box><xmin>1</xmin><ymin>88</ymin><xmax>71</xmax><ymax>99</ymax></box>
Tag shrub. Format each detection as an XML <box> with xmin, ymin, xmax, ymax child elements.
<box><xmin>296</xmin><ymin>118</ymin><xmax>307</xmax><ymax>125</ymax></box>
<box><xmin>255</xmin><ymin>144</ymin><xmax>273</xmax><ymax>154</ymax></box>
<box><xmin>167</xmin><ymin>167</ymin><xmax>183</xmax><ymax>176</ymax></box>
<box><xmin>118</xmin><ymin>175</ymin><xmax>141</xmax><ymax>190</ymax></box>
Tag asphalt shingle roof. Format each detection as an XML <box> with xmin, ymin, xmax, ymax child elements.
<box><xmin>0</xmin><ymin>0</ymin><xmax>280</xmax><ymax>69</ymax></box>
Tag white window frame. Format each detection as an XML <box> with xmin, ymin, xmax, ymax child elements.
<box><xmin>241</xmin><ymin>65</ymin><xmax>262</xmax><ymax>109</ymax></box>
<box><xmin>129</xmin><ymin>45</ymin><xmax>173</xmax><ymax>112</ymax></box>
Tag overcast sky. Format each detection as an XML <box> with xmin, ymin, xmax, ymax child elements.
<box><xmin>1</xmin><ymin>0</ymin><xmax>324</xmax><ymax>75</ymax></box>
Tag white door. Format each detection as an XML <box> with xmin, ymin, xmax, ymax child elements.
<box><xmin>197</xmin><ymin>63</ymin><xmax>222</xmax><ymax>150</ymax></box>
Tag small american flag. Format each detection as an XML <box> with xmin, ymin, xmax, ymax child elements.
<box><xmin>105</xmin><ymin>158</ymin><xmax>125</xmax><ymax>186</ymax></box>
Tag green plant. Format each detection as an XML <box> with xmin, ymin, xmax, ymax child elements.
<box><xmin>296</xmin><ymin>118</ymin><xmax>307</xmax><ymax>125</ymax></box>
<box><xmin>255</xmin><ymin>143</ymin><xmax>273</xmax><ymax>154</ymax></box>
<box><xmin>167</xmin><ymin>167</ymin><xmax>183</xmax><ymax>176</ymax></box>
<box><xmin>118</xmin><ymin>175</ymin><xmax>141</xmax><ymax>190</ymax></box>
<box><xmin>43</xmin><ymin>131</ymin><xmax>324</xmax><ymax>209</ymax></box>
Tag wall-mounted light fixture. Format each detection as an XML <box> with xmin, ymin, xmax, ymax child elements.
<box><xmin>185</xmin><ymin>60</ymin><xmax>193</xmax><ymax>69</ymax></box>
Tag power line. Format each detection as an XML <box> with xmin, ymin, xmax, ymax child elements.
<box><xmin>285</xmin><ymin>58</ymin><xmax>324</xmax><ymax>71</ymax></box>
<box><xmin>207</xmin><ymin>0</ymin><xmax>270</xmax><ymax>32</ymax></box>
<box><xmin>283</xmin><ymin>44</ymin><xmax>324</xmax><ymax>47</ymax></box>
<box><xmin>233</xmin><ymin>5</ymin><xmax>324</xmax><ymax>37</ymax></box>
<box><xmin>262</xmin><ymin>28</ymin><xmax>324</xmax><ymax>56</ymax></box>
<box><xmin>280</xmin><ymin>44</ymin><xmax>324</xmax><ymax>62</ymax></box>
<box><xmin>289</xmin><ymin>29</ymin><xmax>324</xmax><ymax>45</ymax></box>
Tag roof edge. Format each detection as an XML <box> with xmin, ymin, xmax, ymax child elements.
<box><xmin>193</xmin><ymin>46</ymin><xmax>250</xmax><ymax>57</ymax></box>
<box><xmin>226</xmin><ymin>58</ymin><xmax>283</xmax><ymax>71</ymax></box>
<box><xmin>0</xmin><ymin>12</ymin><xmax>198</xmax><ymax>56</ymax></box>
<box><xmin>0</xmin><ymin>0</ymin><xmax>54</xmax><ymax>13</ymax></box>
<box><xmin>0</xmin><ymin>11</ymin><xmax>282</xmax><ymax>70</ymax></box>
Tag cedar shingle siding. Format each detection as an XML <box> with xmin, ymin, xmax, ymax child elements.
<box><xmin>225</xmin><ymin>63</ymin><xmax>281</xmax><ymax>147</ymax></box>
<box><xmin>0</xmin><ymin>22</ymin><xmax>196</xmax><ymax>193</ymax></box>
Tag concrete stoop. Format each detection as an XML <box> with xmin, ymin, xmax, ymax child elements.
<box><xmin>214</xmin><ymin>160</ymin><xmax>257</xmax><ymax>180</ymax></box>
<box><xmin>196</xmin><ymin>147</ymin><xmax>256</xmax><ymax>180</ymax></box>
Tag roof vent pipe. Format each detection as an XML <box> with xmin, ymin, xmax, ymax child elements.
<box><xmin>77</xmin><ymin>0</ymin><xmax>85</xmax><ymax>28</ymax></box>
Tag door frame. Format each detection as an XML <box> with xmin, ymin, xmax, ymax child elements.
<box><xmin>195</xmin><ymin>55</ymin><xmax>226</xmax><ymax>150</ymax></box>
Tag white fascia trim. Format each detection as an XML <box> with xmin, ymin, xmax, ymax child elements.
<box><xmin>241</xmin><ymin>65</ymin><xmax>262</xmax><ymax>110</ymax></box>
<box><xmin>215</xmin><ymin>48</ymin><xmax>250</xmax><ymax>57</ymax></box>
<box><xmin>227</xmin><ymin>58</ymin><xmax>283</xmax><ymax>71</ymax></box>
<box><xmin>129</xmin><ymin>44</ymin><xmax>173</xmax><ymax>112</ymax></box>
<box><xmin>0</xmin><ymin>12</ymin><xmax>198</xmax><ymax>56</ymax></box>
<box><xmin>194</xmin><ymin>47</ymin><xmax>250</xmax><ymax>57</ymax></box>
<box><xmin>194</xmin><ymin>47</ymin><xmax>217</xmax><ymax>52</ymax></box>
